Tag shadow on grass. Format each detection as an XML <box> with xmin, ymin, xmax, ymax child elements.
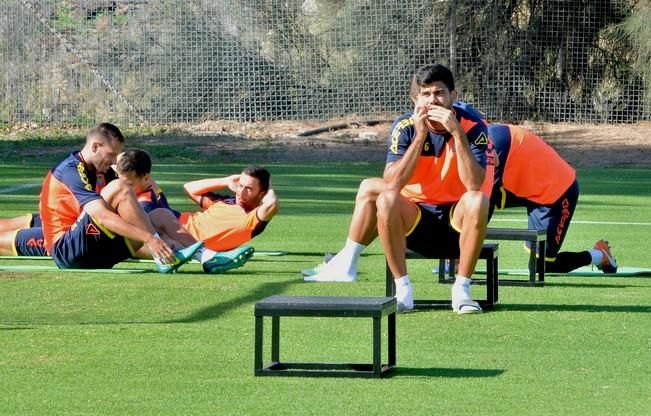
<box><xmin>497</xmin><ymin>304</ymin><xmax>651</xmax><ymax>313</ymax></box>
<box><xmin>164</xmin><ymin>280</ymin><xmax>297</xmax><ymax>324</ymax></box>
<box><xmin>390</xmin><ymin>367</ymin><xmax>504</xmax><ymax>378</ymax></box>
<box><xmin>538</xmin><ymin>282</ymin><xmax>639</xmax><ymax>289</ymax></box>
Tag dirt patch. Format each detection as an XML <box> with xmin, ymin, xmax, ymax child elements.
<box><xmin>168</xmin><ymin>119</ymin><xmax>651</xmax><ymax>167</ymax></box>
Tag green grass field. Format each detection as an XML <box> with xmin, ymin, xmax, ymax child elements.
<box><xmin>1</xmin><ymin>153</ymin><xmax>650</xmax><ymax>415</ymax></box>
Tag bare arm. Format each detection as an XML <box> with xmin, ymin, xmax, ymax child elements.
<box><xmin>83</xmin><ymin>199</ymin><xmax>174</xmax><ymax>261</ymax></box>
<box><xmin>383</xmin><ymin>105</ymin><xmax>429</xmax><ymax>188</ymax></box>
<box><xmin>426</xmin><ymin>106</ymin><xmax>485</xmax><ymax>190</ymax></box>
<box><xmin>183</xmin><ymin>175</ymin><xmax>240</xmax><ymax>206</ymax></box>
<box><xmin>257</xmin><ymin>188</ymin><xmax>279</xmax><ymax>221</ymax></box>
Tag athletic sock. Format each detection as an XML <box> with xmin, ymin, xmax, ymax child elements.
<box><xmin>200</xmin><ymin>248</ymin><xmax>217</xmax><ymax>263</ymax></box>
<box><xmin>151</xmin><ymin>233</ymin><xmax>168</xmax><ymax>265</ymax></box>
<box><xmin>327</xmin><ymin>239</ymin><xmax>366</xmax><ymax>276</ymax></box>
<box><xmin>452</xmin><ymin>275</ymin><xmax>472</xmax><ymax>300</ymax></box>
<box><xmin>395</xmin><ymin>275</ymin><xmax>413</xmax><ymax>311</ymax></box>
<box><xmin>588</xmin><ymin>248</ymin><xmax>603</xmax><ymax>266</ymax></box>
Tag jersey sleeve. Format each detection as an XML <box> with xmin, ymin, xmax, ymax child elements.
<box><xmin>386</xmin><ymin>115</ymin><xmax>415</xmax><ymax>164</ymax></box>
<box><xmin>137</xmin><ymin>189</ymin><xmax>159</xmax><ymax>213</ymax></box>
<box><xmin>61</xmin><ymin>163</ymin><xmax>103</xmax><ymax>207</ymax></box>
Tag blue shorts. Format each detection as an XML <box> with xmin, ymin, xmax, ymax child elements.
<box><xmin>493</xmin><ymin>180</ymin><xmax>579</xmax><ymax>260</ymax></box>
<box><xmin>405</xmin><ymin>203</ymin><xmax>460</xmax><ymax>257</ymax></box>
<box><xmin>14</xmin><ymin>227</ymin><xmax>48</xmax><ymax>256</ymax></box>
<box><xmin>51</xmin><ymin>213</ymin><xmax>136</xmax><ymax>269</ymax></box>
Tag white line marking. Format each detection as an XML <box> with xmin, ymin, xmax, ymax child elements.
<box><xmin>491</xmin><ymin>218</ymin><xmax>651</xmax><ymax>226</ymax></box>
<box><xmin>0</xmin><ymin>184</ymin><xmax>39</xmax><ymax>194</ymax></box>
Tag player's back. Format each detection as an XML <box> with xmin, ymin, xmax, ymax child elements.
<box><xmin>490</xmin><ymin>124</ymin><xmax>575</xmax><ymax>204</ymax></box>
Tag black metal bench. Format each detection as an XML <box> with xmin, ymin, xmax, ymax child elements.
<box><xmin>437</xmin><ymin>228</ymin><xmax>546</xmax><ymax>286</ymax></box>
<box><xmin>254</xmin><ymin>295</ymin><xmax>397</xmax><ymax>378</ymax></box>
<box><xmin>385</xmin><ymin>243</ymin><xmax>499</xmax><ymax>310</ymax></box>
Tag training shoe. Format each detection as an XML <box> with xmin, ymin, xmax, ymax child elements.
<box><xmin>203</xmin><ymin>246</ymin><xmax>255</xmax><ymax>274</ymax></box>
<box><xmin>300</xmin><ymin>253</ymin><xmax>334</xmax><ymax>277</ymax></box>
<box><xmin>594</xmin><ymin>240</ymin><xmax>618</xmax><ymax>273</ymax></box>
<box><xmin>451</xmin><ymin>298</ymin><xmax>483</xmax><ymax>315</ymax></box>
<box><xmin>156</xmin><ymin>241</ymin><xmax>204</xmax><ymax>274</ymax></box>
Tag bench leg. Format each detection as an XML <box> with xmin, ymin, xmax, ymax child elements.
<box><xmin>373</xmin><ymin>316</ymin><xmax>381</xmax><ymax>376</ymax></box>
<box><xmin>486</xmin><ymin>255</ymin><xmax>495</xmax><ymax>306</ymax></box>
<box><xmin>528</xmin><ymin>241</ymin><xmax>536</xmax><ymax>286</ymax></box>
<box><xmin>254</xmin><ymin>316</ymin><xmax>263</xmax><ymax>373</ymax></box>
<box><xmin>385</xmin><ymin>261</ymin><xmax>394</xmax><ymax>297</ymax></box>
<box><xmin>271</xmin><ymin>316</ymin><xmax>280</xmax><ymax>363</ymax></box>
<box><xmin>537</xmin><ymin>240</ymin><xmax>546</xmax><ymax>283</ymax></box>
<box><xmin>388</xmin><ymin>312</ymin><xmax>396</xmax><ymax>367</ymax></box>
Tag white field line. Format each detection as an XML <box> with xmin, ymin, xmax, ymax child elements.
<box><xmin>491</xmin><ymin>218</ymin><xmax>651</xmax><ymax>226</ymax></box>
<box><xmin>0</xmin><ymin>184</ymin><xmax>39</xmax><ymax>194</ymax></box>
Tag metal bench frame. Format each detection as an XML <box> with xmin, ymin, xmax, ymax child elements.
<box><xmin>437</xmin><ymin>228</ymin><xmax>546</xmax><ymax>287</ymax></box>
<box><xmin>385</xmin><ymin>243</ymin><xmax>499</xmax><ymax>310</ymax></box>
<box><xmin>254</xmin><ymin>295</ymin><xmax>397</xmax><ymax>378</ymax></box>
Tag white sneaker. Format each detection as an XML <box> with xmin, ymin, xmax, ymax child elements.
<box><xmin>300</xmin><ymin>253</ymin><xmax>334</xmax><ymax>277</ymax></box>
<box><xmin>451</xmin><ymin>298</ymin><xmax>483</xmax><ymax>315</ymax></box>
<box><xmin>303</xmin><ymin>261</ymin><xmax>356</xmax><ymax>282</ymax></box>
<box><xmin>395</xmin><ymin>280</ymin><xmax>414</xmax><ymax>313</ymax></box>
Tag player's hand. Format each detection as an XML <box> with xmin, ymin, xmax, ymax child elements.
<box><xmin>426</xmin><ymin>105</ymin><xmax>461</xmax><ymax>135</ymax></box>
<box><xmin>146</xmin><ymin>235</ymin><xmax>176</xmax><ymax>264</ymax></box>
<box><xmin>411</xmin><ymin>103</ymin><xmax>429</xmax><ymax>139</ymax></box>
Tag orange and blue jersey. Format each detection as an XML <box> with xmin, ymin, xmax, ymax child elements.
<box><xmin>39</xmin><ymin>152</ymin><xmax>117</xmax><ymax>252</ymax></box>
<box><xmin>136</xmin><ymin>186</ymin><xmax>181</xmax><ymax>218</ymax></box>
<box><xmin>489</xmin><ymin>124</ymin><xmax>576</xmax><ymax>206</ymax></box>
<box><xmin>387</xmin><ymin>101</ymin><xmax>494</xmax><ymax>205</ymax></box>
<box><xmin>179</xmin><ymin>194</ymin><xmax>267</xmax><ymax>252</ymax></box>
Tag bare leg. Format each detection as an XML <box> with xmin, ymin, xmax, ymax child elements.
<box><xmin>347</xmin><ymin>177</ymin><xmax>388</xmax><ymax>245</ymax></box>
<box><xmin>0</xmin><ymin>230</ymin><xmax>17</xmax><ymax>256</ymax></box>
<box><xmin>100</xmin><ymin>180</ymin><xmax>158</xmax><ymax>255</ymax></box>
<box><xmin>304</xmin><ymin>177</ymin><xmax>390</xmax><ymax>282</ymax></box>
<box><xmin>148</xmin><ymin>208</ymin><xmax>197</xmax><ymax>247</ymax></box>
<box><xmin>452</xmin><ymin>191</ymin><xmax>489</xmax><ymax>277</ymax></box>
<box><xmin>375</xmin><ymin>189</ymin><xmax>420</xmax><ymax>280</ymax></box>
<box><xmin>0</xmin><ymin>214</ymin><xmax>33</xmax><ymax>233</ymax></box>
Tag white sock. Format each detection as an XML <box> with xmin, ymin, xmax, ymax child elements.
<box><xmin>152</xmin><ymin>233</ymin><xmax>166</xmax><ymax>265</ymax></box>
<box><xmin>395</xmin><ymin>275</ymin><xmax>413</xmax><ymax>309</ymax></box>
<box><xmin>327</xmin><ymin>239</ymin><xmax>366</xmax><ymax>276</ymax></box>
<box><xmin>588</xmin><ymin>248</ymin><xmax>603</xmax><ymax>265</ymax></box>
<box><xmin>452</xmin><ymin>275</ymin><xmax>472</xmax><ymax>300</ymax></box>
<box><xmin>200</xmin><ymin>248</ymin><xmax>217</xmax><ymax>263</ymax></box>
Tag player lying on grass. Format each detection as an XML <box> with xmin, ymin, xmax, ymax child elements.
<box><xmin>38</xmin><ymin>123</ymin><xmax>202</xmax><ymax>272</ymax></box>
<box><xmin>302</xmin><ymin>63</ymin><xmax>495</xmax><ymax>314</ymax></box>
<box><xmin>488</xmin><ymin>123</ymin><xmax>617</xmax><ymax>273</ymax></box>
<box><xmin>115</xmin><ymin>150</ymin><xmax>275</xmax><ymax>273</ymax></box>
<box><xmin>0</xmin><ymin>151</ymin><xmax>278</xmax><ymax>274</ymax></box>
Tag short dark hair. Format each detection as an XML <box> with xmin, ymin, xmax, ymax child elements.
<box><xmin>242</xmin><ymin>165</ymin><xmax>270</xmax><ymax>192</ymax></box>
<box><xmin>87</xmin><ymin>122</ymin><xmax>125</xmax><ymax>144</ymax></box>
<box><xmin>409</xmin><ymin>63</ymin><xmax>455</xmax><ymax>99</ymax></box>
<box><xmin>116</xmin><ymin>149</ymin><xmax>152</xmax><ymax>177</ymax></box>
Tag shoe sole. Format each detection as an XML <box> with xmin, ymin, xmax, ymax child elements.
<box><xmin>204</xmin><ymin>247</ymin><xmax>254</xmax><ymax>274</ymax></box>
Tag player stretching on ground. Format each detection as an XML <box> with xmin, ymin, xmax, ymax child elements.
<box><xmin>489</xmin><ymin>123</ymin><xmax>617</xmax><ymax>273</ymax></box>
<box><xmin>38</xmin><ymin>123</ymin><xmax>201</xmax><ymax>272</ymax></box>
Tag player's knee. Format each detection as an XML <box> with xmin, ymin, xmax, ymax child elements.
<box><xmin>375</xmin><ymin>189</ymin><xmax>400</xmax><ymax>217</ymax></box>
<box><xmin>462</xmin><ymin>191</ymin><xmax>489</xmax><ymax>220</ymax></box>
<box><xmin>101</xmin><ymin>178</ymin><xmax>135</xmax><ymax>203</ymax></box>
<box><xmin>356</xmin><ymin>178</ymin><xmax>383</xmax><ymax>202</ymax></box>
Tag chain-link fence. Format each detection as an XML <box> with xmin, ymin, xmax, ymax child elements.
<box><xmin>1</xmin><ymin>0</ymin><xmax>647</xmax><ymax>126</ymax></box>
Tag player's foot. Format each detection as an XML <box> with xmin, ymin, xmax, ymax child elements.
<box><xmin>303</xmin><ymin>260</ymin><xmax>356</xmax><ymax>282</ymax></box>
<box><xmin>395</xmin><ymin>280</ymin><xmax>414</xmax><ymax>313</ymax></box>
<box><xmin>203</xmin><ymin>246</ymin><xmax>255</xmax><ymax>274</ymax></box>
<box><xmin>451</xmin><ymin>298</ymin><xmax>483</xmax><ymax>315</ymax></box>
<box><xmin>156</xmin><ymin>241</ymin><xmax>204</xmax><ymax>274</ymax></box>
<box><xmin>300</xmin><ymin>253</ymin><xmax>334</xmax><ymax>277</ymax></box>
<box><xmin>594</xmin><ymin>239</ymin><xmax>618</xmax><ymax>273</ymax></box>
